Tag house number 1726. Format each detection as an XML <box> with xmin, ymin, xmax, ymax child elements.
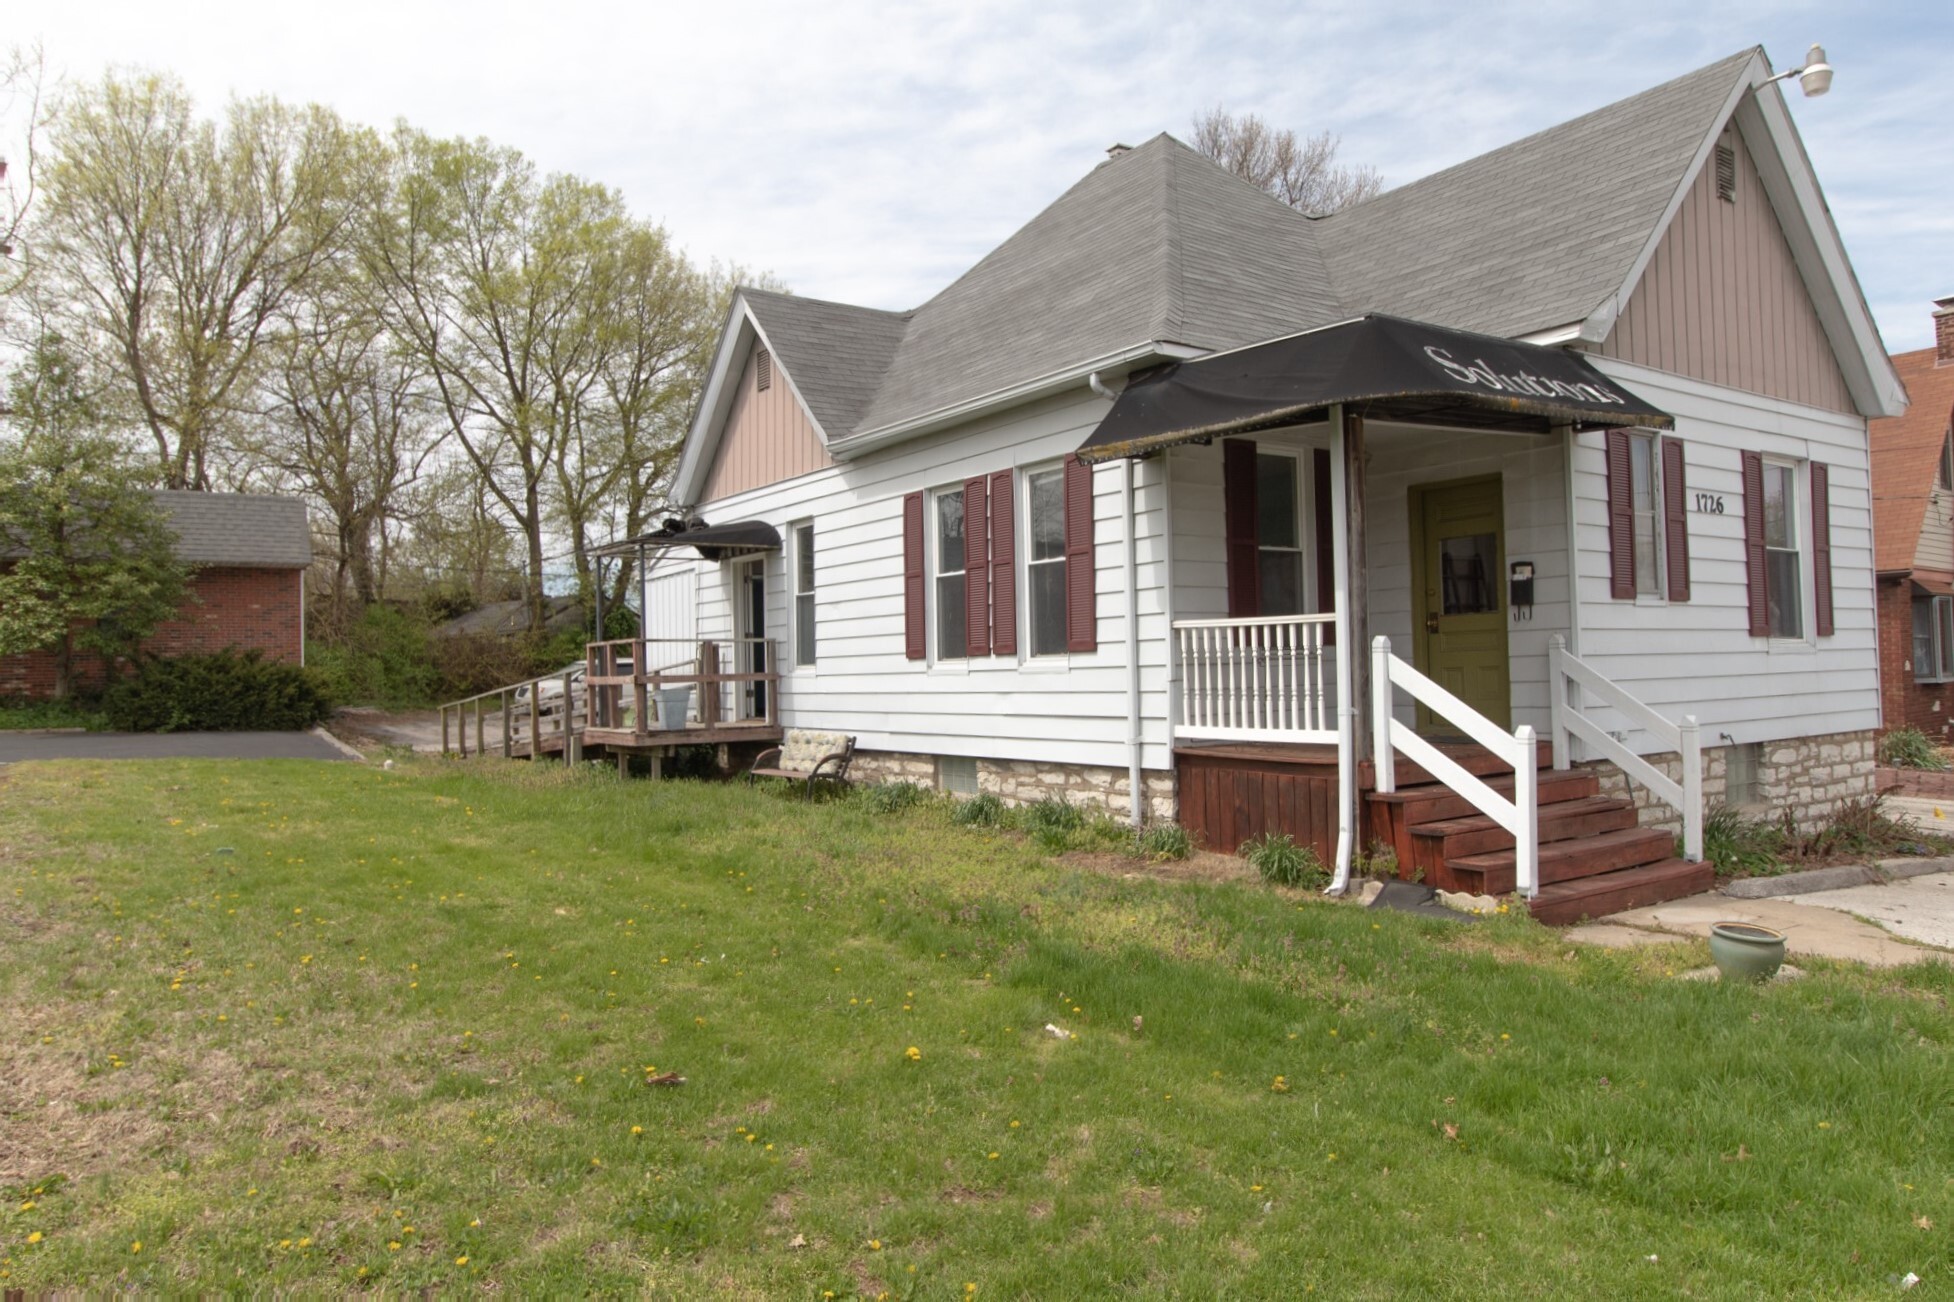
<box><xmin>1694</xmin><ymin>493</ymin><xmax>1725</xmax><ymax>514</ymax></box>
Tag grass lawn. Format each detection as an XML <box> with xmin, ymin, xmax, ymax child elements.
<box><xmin>0</xmin><ymin>757</ymin><xmax>1950</xmax><ymax>1296</ymax></box>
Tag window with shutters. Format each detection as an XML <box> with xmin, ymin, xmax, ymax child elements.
<box><xmin>1914</xmin><ymin>596</ymin><xmax>1954</xmax><ymax>683</ymax></box>
<box><xmin>792</xmin><ymin>521</ymin><xmax>815</xmax><ymax>668</ymax></box>
<box><xmin>1762</xmin><ymin>459</ymin><xmax>1802</xmax><ymax>639</ymax></box>
<box><xmin>1627</xmin><ymin>432</ymin><xmax>1663</xmax><ymax>595</ymax></box>
<box><xmin>1025</xmin><ymin>465</ymin><xmax>1068</xmax><ymax>656</ymax></box>
<box><xmin>933</xmin><ymin>487</ymin><xmax>967</xmax><ymax>660</ymax></box>
<box><xmin>1256</xmin><ymin>451</ymin><xmax>1306</xmax><ymax>615</ymax></box>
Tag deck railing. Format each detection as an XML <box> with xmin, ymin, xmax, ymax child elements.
<box><xmin>441</xmin><ymin>666</ymin><xmax>586</xmax><ymax>762</ymax></box>
<box><xmin>1174</xmin><ymin>614</ymin><xmax>1337</xmax><ymax>743</ymax></box>
<box><xmin>1547</xmin><ymin>633</ymin><xmax>1702</xmax><ymax>862</ymax></box>
<box><xmin>584</xmin><ymin>637</ymin><xmax>778</xmax><ymax>739</ymax></box>
<box><xmin>1371</xmin><ymin>635</ymin><xmax>1540</xmax><ymax>896</ymax></box>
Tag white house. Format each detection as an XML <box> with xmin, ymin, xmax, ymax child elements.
<box><xmin>611</xmin><ymin>47</ymin><xmax>1905</xmax><ymax>924</ymax></box>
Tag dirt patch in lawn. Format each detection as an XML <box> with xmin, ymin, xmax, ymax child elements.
<box><xmin>1057</xmin><ymin>848</ymin><xmax>1257</xmax><ymax>887</ymax></box>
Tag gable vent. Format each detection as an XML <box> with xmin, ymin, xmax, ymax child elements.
<box><xmin>1714</xmin><ymin>143</ymin><xmax>1736</xmax><ymax>203</ymax></box>
<box><xmin>756</xmin><ymin>347</ymin><xmax>773</xmax><ymax>391</ymax></box>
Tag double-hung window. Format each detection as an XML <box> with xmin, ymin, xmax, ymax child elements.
<box><xmin>934</xmin><ymin>488</ymin><xmax>967</xmax><ymax>660</ymax></box>
<box><xmin>1026</xmin><ymin>466</ymin><xmax>1067</xmax><ymax>656</ymax></box>
<box><xmin>792</xmin><ymin>522</ymin><xmax>816</xmax><ymax>667</ymax></box>
<box><xmin>1628</xmin><ymin>432</ymin><xmax>1662</xmax><ymax>595</ymax></box>
<box><xmin>1916</xmin><ymin>596</ymin><xmax>1954</xmax><ymax>683</ymax></box>
<box><xmin>1761</xmin><ymin>459</ymin><xmax>1802</xmax><ymax>638</ymax></box>
<box><xmin>1256</xmin><ymin>452</ymin><xmax>1305</xmax><ymax>615</ymax></box>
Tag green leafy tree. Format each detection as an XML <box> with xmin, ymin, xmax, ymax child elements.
<box><xmin>0</xmin><ymin>337</ymin><xmax>191</xmax><ymax>697</ymax></box>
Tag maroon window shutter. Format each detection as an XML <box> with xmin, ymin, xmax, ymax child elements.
<box><xmin>1661</xmin><ymin>437</ymin><xmax>1690</xmax><ymax>602</ymax></box>
<box><xmin>963</xmin><ymin>474</ymin><xmax>990</xmax><ymax>657</ymax></box>
<box><xmin>1741</xmin><ymin>451</ymin><xmax>1769</xmax><ymax>637</ymax></box>
<box><xmin>1605</xmin><ymin>428</ymin><xmax>1635</xmax><ymax>599</ymax></box>
<box><xmin>1811</xmin><ymin>462</ymin><xmax>1833</xmax><ymax>637</ymax></box>
<box><xmin>1223</xmin><ymin>439</ymin><xmax>1260</xmax><ymax>618</ymax></box>
<box><xmin>1063</xmin><ymin>454</ymin><xmax>1097</xmax><ymax>652</ymax></box>
<box><xmin>988</xmin><ymin>468</ymin><xmax>1017</xmax><ymax>656</ymax></box>
<box><xmin>902</xmin><ymin>491</ymin><xmax>926</xmax><ymax>659</ymax></box>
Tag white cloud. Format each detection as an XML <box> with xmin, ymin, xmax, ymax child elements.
<box><xmin>15</xmin><ymin>0</ymin><xmax>1954</xmax><ymax>347</ymax></box>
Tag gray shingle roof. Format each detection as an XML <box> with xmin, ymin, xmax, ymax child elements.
<box><xmin>156</xmin><ymin>491</ymin><xmax>311</xmax><ymax>568</ymax></box>
<box><xmin>1317</xmin><ymin>49</ymin><xmax>1755</xmax><ymax>338</ymax></box>
<box><xmin>855</xmin><ymin>136</ymin><xmax>1347</xmax><ymax>434</ymax></box>
<box><xmin>737</xmin><ymin>49</ymin><xmax>1757</xmax><ymax>443</ymax></box>
<box><xmin>742</xmin><ymin>289</ymin><xmax>910</xmax><ymax>435</ymax></box>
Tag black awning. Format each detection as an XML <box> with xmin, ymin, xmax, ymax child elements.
<box><xmin>1077</xmin><ymin>314</ymin><xmax>1673</xmax><ymax>463</ymax></box>
<box><xmin>599</xmin><ymin>518</ymin><xmax>782</xmax><ymax>561</ymax></box>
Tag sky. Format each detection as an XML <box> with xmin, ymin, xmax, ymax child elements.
<box><xmin>9</xmin><ymin>0</ymin><xmax>1954</xmax><ymax>351</ymax></box>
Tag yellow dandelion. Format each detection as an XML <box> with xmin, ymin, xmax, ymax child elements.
<box><xmin>388</xmin><ymin>1241</ymin><xmax>401</xmax><ymax>1252</ymax></box>
<box><xmin>631</xmin><ymin>1125</ymin><xmax>643</xmax><ymax>1135</ymax></box>
<box><xmin>869</xmin><ymin>1239</ymin><xmax>882</xmax><ymax>1251</ymax></box>
<box><xmin>131</xmin><ymin>1241</ymin><xmax>143</xmax><ymax>1254</ymax></box>
<box><xmin>27</xmin><ymin>1232</ymin><xmax>43</xmax><ymax>1245</ymax></box>
<box><xmin>905</xmin><ymin>1046</ymin><xmax>922</xmax><ymax>1062</ymax></box>
<box><xmin>1271</xmin><ymin>1076</ymin><xmax>1290</xmax><ymax>1093</ymax></box>
<box><xmin>456</xmin><ymin>1255</ymin><xmax>470</xmax><ymax>1266</ymax></box>
<box><xmin>987</xmin><ymin>1151</ymin><xmax>999</xmax><ymax>1160</ymax></box>
<box><xmin>469</xmin><ymin>1218</ymin><xmax>481</xmax><ymax>1228</ymax></box>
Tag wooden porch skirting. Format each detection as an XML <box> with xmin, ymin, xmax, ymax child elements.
<box><xmin>1174</xmin><ymin>743</ymin><xmax>1378</xmax><ymax>862</ymax></box>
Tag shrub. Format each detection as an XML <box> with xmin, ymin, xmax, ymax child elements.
<box><xmin>305</xmin><ymin>605</ymin><xmax>440</xmax><ymax>708</ymax></box>
<box><xmin>1022</xmin><ymin>796</ymin><xmax>1084</xmax><ymax>834</ymax></box>
<box><xmin>102</xmin><ymin>649</ymin><xmax>332</xmax><ymax>733</ymax></box>
<box><xmin>858</xmin><ymin>781</ymin><xmax>931</xmax><ymax>815</ymax></box>
<box><xmin>1878</xmin><ymin>727</ymin><xmax>1950</xmax><ymax>772</ymax></box>
<box><xmin>1136</xmin><ymin>822</ymin><xmax>1193</xmax><ymax>861</ymax></box>
<box><xmin>1241</xmin><ymin>832</ymin><xmax>1326</xmax><ymax>888</ymax></box>
<box><xmin>952</xmin><ymin>792</ymin><xmax>1009</xmax><ymax>828</ymax></box>
<box><xmin>1699</xmin><ymin>803</ymin><xmax>1787</xmax><ymax>878</ymax></box>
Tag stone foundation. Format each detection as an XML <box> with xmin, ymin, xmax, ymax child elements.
<box><xmin>1587</xmin><ymin>728</ymin><xmax>1877</xmax><ymax>834</ymax></box>
<box><xmin>851</xmin><ymin>750</ymin><xmax>1177</xmax><ymax>823</ymax></box>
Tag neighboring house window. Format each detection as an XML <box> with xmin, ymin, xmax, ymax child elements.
<box><xmin>1026</xmin><ymin>465</ymin><xmax>1067</xmax><ymax>655</ymax></box>
<box><xmin>1607</xmin><ymin>428</ymin><xmax>1689</xmax><ymax>601</ymax></box>
<box><xmin>1915</xmin><ymin>595</ymin><xmax>1954</xmax><ymax>683</ymax></box>
<box><xmin>1939</xmin><ymin>433</ymin><xmax>1953</xmax><ymax>491</ymax></box>
<box><xmin>793</xmin><ymin>522</ymin><xmax>815</xmax><ymax>667</ymax></box>
<box><xmin>934</xmin><ymin>487</ymin><xmax>967</xmax><ymax>660</ymax></box>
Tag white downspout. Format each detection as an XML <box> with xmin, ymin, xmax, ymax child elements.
<box><xmin>1327</xmin><ymin>403</ymin><xmax>1355</xmax><ymax>894</ymax></box>
<box><xmin>1123</xmin><ymin>456</ymin><xmax>1145</xmax><ymax>828</ymax></box>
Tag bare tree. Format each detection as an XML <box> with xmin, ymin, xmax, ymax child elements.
<box><xmin>37</xmin><ymin>72</ymin><xmax>374</xmax><ymax>488</ymax></box>
<box><xmin>0</xmin><ymin>43</ymin><xmax>48</xmax><ymax>297</ymax></box>
<box><xmin>1189</xmin><ymin>108</ymin><xmax>1381</xmax><ymax>214</ymax></box>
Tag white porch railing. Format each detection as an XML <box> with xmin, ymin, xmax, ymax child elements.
<box><xmin>1547</xmin><ymin>633</ymin><xmax>1702</xmax><ymax>862</ymax></box>
<box><xmin>1371</xmin><ymin>635</ymin><xmax>1540</xmax><ymax>896</ymax></box>
<box><xmin>1175</xmin><ymin>614</ymin><xmax>1337</xmax><ymax>743</ymax></box>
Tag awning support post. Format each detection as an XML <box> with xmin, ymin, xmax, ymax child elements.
<box><xmin>1327</xmin><ymin>403</ymin><xmax>1356</xmax><ymax>895</ymax></box>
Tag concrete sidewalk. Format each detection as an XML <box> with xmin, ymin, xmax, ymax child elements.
<box><xmin>0</xmin><ymin>731</ymin><xmax>353</xmax><ymax>764</ymax></box>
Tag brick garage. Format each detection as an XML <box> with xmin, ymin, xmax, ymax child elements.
<box><xmin>0</xmin><ymin>491</ymin><xmax>310</xmax><ymax>700</ymax></box>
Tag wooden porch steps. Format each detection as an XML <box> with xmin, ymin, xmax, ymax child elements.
<box><xmin>1365</xmin><ymin>757</ymin><xmax>1710</xmax><ymax>924</ymax></box>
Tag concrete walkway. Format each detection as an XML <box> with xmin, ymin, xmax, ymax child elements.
<box><xmin>0</xmin><ymin>731</ymin><xmax>352</xmax><ymax>764</ymax></box>
<box><xmin>1568</xmin><ymin>882</ymin><xmax>1954</xmax><ymax>968</ymax></box>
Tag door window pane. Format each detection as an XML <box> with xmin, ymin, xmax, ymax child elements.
<box><xmin>1440</xmin><ymin>534</ymin><xmax>1498</xmax><ymax>614</ymax></box>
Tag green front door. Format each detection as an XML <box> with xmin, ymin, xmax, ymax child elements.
<box><xmin>1411</xmin><ymin>476</ymin><xmax>1510</xmax><ymax>732</ymax></box>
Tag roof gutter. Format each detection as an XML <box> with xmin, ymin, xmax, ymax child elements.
<box><xmin>826</xmin><ymin>340</ymin><xmax>1204</xmax><ymax>461</ymax></box>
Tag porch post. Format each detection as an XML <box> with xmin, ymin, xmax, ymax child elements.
<box><xmin>1326</xmin><ymin>404</ymin><xmax>1356</xmax><ymax>894</ymax></box>
<box><xmin>1343</xmin><ymin>409</ymin><xmax>1369</xmax><ymax>759</ymax></box>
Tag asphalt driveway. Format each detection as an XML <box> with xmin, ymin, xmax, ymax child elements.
<box><xmin>0</xmin><ymin>731</ymin><xmax>354</xmax><ymax>764</ymax></box>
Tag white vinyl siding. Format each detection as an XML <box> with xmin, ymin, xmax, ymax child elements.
<box><xmin>1574</xmin><ymin>355</ymin><xmax>1878</xmax><ymax>752</ymax></box>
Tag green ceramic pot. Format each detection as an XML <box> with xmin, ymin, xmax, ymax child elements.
<box><xmin>1709</xmin><ymin>922</ymin><xmax>1787</xmax><ymax>983</ymax></box>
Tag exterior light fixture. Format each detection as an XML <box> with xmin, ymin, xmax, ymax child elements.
<box><xmin>1760</xmin><ymin>43</ymin><xmax>1833</xmax><ymax>97</ymax></box>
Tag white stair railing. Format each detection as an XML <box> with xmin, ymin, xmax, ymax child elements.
<box><xmin>1371</xmin><ymin>635</ymin><xmax>1539</xmax><ymax>896</ymax></box>
<box><xmin>1175</xmin><ymin>613</ymin><xmax>1337</xmax><ymax>743</ymax></box>
<box><xmin>1547</xmin><ymin>633</ymin><xmax>1702</xmax><ymax>862</ymax></box>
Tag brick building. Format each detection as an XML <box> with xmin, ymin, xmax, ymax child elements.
<box><xmin>0</xmin><ymin>491</ymin><xmax>311</xmax><ymax>699</ymax></box>
<box><xmin>1871</xmin><ymin>299</ymin><xmax>1954</xmax><ymax>737</ymax></box>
